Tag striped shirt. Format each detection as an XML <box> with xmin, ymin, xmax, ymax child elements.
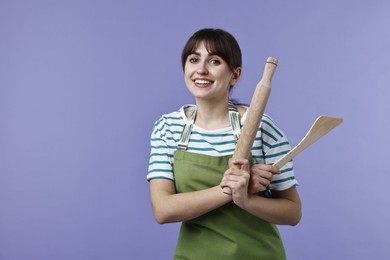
<box><xmin>147</xmin><ymin>104</ymin><xmax>298</xmax><ymax>191</ymax></box>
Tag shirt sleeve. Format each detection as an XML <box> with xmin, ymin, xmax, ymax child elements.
<box><xmin>147</xmin><ymin>117</ymin><xmax>174</xmax><ymax>181</ymax></box>
<box><xmin>257</xmin><ymin>115</ymin><xmax>299</xmax><ymax>191</ymax></box>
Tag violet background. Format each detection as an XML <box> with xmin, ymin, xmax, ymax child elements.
<box><xmin>1</xmin><ymin>0</ymin><xmax>389</xmax><ymax>259</ymax></box>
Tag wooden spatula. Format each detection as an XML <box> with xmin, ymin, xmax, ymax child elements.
<box><xmin>273</xmin><ymin>116</ymin><xmax>343</xmax><ymax>169</ymax></box>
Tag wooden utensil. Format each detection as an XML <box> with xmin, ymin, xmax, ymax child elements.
<box><xmin>273</xmin><ymin>116</ymin><xmax>343</xmax><ymax>169</ymax></box>
<box><xmin>223</xmin><ymin>57</ymin><xmax>278</xmax><ymax>195</ymax></box>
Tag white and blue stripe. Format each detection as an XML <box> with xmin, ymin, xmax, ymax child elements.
<box><xmin>147</xmin><ymin>105</ymin><xmax>298</xmax><ymax>191</ymax></box>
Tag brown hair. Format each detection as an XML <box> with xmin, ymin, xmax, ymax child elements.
<box><xmin>181</xmin><ymin>28</ymin><xmax>242</xmax><ymax>73</ymax></box>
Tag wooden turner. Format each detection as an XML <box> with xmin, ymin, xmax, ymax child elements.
<box><xmin>273</xmin><ymin>116</ymin><xmax>343</xmax><ymax>169</ymax></box>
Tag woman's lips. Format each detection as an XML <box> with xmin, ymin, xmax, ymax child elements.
<box><xmin>194</xmin><ymin>79</ymin><xmax>213</xmax><ymax>88</ymax></box>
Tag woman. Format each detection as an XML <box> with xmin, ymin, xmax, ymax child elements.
<box><xmin>147</xmin><ymin>28</ymin><xmax>301</xmax><ymax>259</ymax></box>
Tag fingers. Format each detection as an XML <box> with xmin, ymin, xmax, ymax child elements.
<box><xmin>220</xmin><ymin>164</ymin><xmax>250</xmax><ymax>190</ymax></box>
<box><xmin>248</xmin><ymin>177</ymin><xmax>269</xmax><ymax>194</ymax></box>
<box><xmin>257</xmin><ymin>175</ymin><xmax>271</xmax><ymax>187</ymax></box>
<box><xmin>228</xmin><ymin>158</ymin><xmax>250</xmax><ymax>171</ymax></box>
<box><xmin>251</xmin><ymin>164</ymin><xmax>280</xmax><ymax>175</ymax></box>
<box><xmin>222</xmin><ymin>162</ymin><xmax>279</xmax><ymax>195</ymax></box>
<box><xmin>248</xmin><ymin>164</ymin><xmax>279</xmax><ymax>194</ymax></box>
<box><xmin>252</xmin><ymin>165</ymin><xmax>280</xmax><ymax>181</ymax></box>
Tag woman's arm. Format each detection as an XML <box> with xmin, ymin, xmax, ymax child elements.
<box><xmin>149</xmin><ymin>179</ymin><xmax>232</xmax><ymax>224</ymax></box>
<box><xmin>241</xmin><ymin>187</ymin><xmax>301</xmax><ymax>226</ymax></box>
<box><xmin>221</xmin><ymin>159</ymin><xmax>302</xmax><ymax>226</ymax></box>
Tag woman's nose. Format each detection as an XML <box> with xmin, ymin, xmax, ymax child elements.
<box><xmin>196</xmin><ymin>62</ymin><xmax>209</xmax><ymax>75</ymax></box>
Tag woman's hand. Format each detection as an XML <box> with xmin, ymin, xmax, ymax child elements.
<box><xmin>248</xmin><ymin>164</ymin><xmax>280</xmax><ymax>194</ymax></box>
<box><xmin>220</xmin><ymin>158</ymin><xmax>250</xmax><ymax>207</ymax></box>
<box><xmin>221</xmin><ymin>161</ymin><xmax>302</xmax><ymax>226</ymax></box>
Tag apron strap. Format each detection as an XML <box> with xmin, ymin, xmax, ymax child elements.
<box><xmin>228</xmin><ymin>102</ymin><xmax>241</xmax><ymax>143</ymax></box>
<box><xmin>177</xmin><ymin>109</ymin><xmax>197</xmax><ymax>150</ymax></box>
<box><xmin>177</xmin><ymin>102</ymin><xmax>241</xmax><ymax>150</ymax></box>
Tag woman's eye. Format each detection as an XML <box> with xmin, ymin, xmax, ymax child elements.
<box><xmin>210</xmin><ymin>59</ymin><xmax>221</xmax><ymax>65</ymax></box>
<box><xmin>189</xmin><ymin>58</ymin><xmax>198</xmax><ymax>63</ymax></box>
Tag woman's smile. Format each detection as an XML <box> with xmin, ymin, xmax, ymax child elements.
<box><xmin>194</xmin><ymin>78</ymin><xmax>213</xmax><ymax>88</ymax></box>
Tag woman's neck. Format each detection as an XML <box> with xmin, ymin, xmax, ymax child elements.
<box><xmin>194</xmin><ymin>98</ymin><xmax>230</xmax><ymax>130</ymax></box>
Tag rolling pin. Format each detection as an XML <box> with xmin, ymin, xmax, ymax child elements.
<box><xmin>223</xmin><ymin>57</ymin><xmax>278</xmax><ymax>195</ymax></box>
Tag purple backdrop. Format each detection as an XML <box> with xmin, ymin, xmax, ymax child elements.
<box><xmin>1</xmin><ymin>0</ymin><xmax>389</xmax><ymax>259</ymax></box>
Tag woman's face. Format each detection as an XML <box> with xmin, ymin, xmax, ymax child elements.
<box><xmin>184</xmin><ymin>41</ymin><xmax>240</xmax><ymax>102</ymax></box>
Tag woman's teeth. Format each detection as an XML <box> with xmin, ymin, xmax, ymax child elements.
<box><xmin>195</xmin><ymin>80</ymin><xmax>211</xmax><ymax>85</ymax></box>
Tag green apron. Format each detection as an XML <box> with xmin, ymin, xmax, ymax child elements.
<box><xmin>172</xmin><ymin>105</ymin><xmax>286</xmax><ymax>260</ymax></box>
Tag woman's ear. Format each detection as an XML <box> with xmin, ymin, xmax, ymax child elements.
<box><xmin>230</xmin><ymin>67</ymin><xmax>242</xmax><ymax>86</ymax></box>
